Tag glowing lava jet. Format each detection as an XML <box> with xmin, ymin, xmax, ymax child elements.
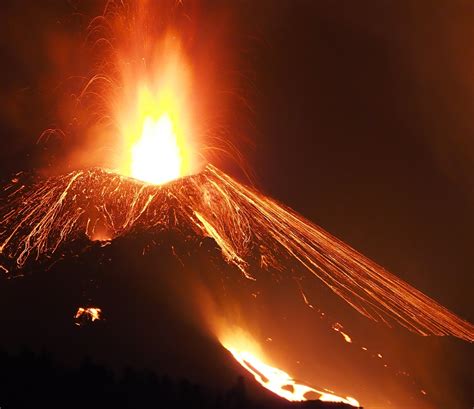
<box><xmin>130</xmin><ymin>113</ymin><xmax>182</xmax><ymax>185</ymax></box>
<box><xmin>116</xmin><ymin>41</ymin><xmax>193</xmax><ymax>186</ymax></box>
<box><xmin>116</xmin><ymin>37</ymin><xmax>193</xmax><ymax>186</ymax></box>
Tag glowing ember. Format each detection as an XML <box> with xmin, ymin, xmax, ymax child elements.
<box><xmin>74</xmin><ymin>307</ymin><xmax>102</xmax><ymax>326</ymax></box>
<box><xmin>332</xmin><ymin>323</ymin><xmax>353</xmax><ymax>343</ymax></box>
<box><xmin>131</xmin><ymin>114</ymin><xmax>182</xmax><ymax>184</ymax></box>
<box><xmin>220</xmin><ymin>331</ymin><xmax>359</xmax><ymax>406</ymax></box>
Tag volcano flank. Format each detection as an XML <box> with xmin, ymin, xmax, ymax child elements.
<box><xmin>1</xmin><ymin>165</ymin><xmax>472</xmax><ymax>341</ymax></box>
<box><xmin>0</xmin><ymin>221</ymin><xmax>356</xmax><ymax>409</ymax></box>
<box><xmin>0</xmin><ymin>165</ymin><xmax>473</xmax><ymax>408</ymax></box>
<box><xmin>0</xmin><ymin>167</ymin><xmax>360</xmax><ymax>408</ymax></box>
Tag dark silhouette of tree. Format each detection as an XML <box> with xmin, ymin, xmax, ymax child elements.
<box><xmin>0</xmin><ymin>348</ymin><xmax>358</xmax><ymax>409</ymax></box>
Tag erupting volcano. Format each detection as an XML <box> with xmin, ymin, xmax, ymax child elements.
<box><xmin>1</xmin><ymin>164</ymin><xmax>473</xmax><ymax>344</ymax></box>
<box><xmin>1</xmin><ymin>1</ymin><xmax>473</xmax><ymax>409</ymax></box>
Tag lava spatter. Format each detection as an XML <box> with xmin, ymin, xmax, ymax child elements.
<box><xmin>1</xmin><ymin>165</ymin><xmax>472</xmax><ymax>342</ymax></box>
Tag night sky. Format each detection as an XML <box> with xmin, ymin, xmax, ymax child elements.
<box><xmin>0</xmin><ymin>0</ymin><xmax>473</xmax><ymax>407</ymax></box>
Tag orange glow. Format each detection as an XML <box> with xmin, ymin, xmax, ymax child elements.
<box><xmin>2</xmin><ymin>164</ymin><xmax>473</xmax><ymax>342</ymax></box>
<box><xmin>74</xmin><ymin>307</ymin><xmax>102</xmax><ymax>324</ymax></box>
<box><xmin>116</xmin><ymin>33</ymin><xmax>194</xmax><ymax>185</ymax></box>
<box><xmin>131</xmin><ymin>113</ymin><xmax>182</xmax><ymax>184</ymax></box>
<box><xmin>219</xmin><ymin>329</ymin><xmax>360</xmax><ymax>407</ymax></box>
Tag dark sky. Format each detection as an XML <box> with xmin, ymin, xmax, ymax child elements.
<box><xmin>0</xmin><ymin>1</ymin><xmax>473</xmax><ymax>406</ymax></box>
<box><xmin>234</xmin><ymin>1</ymin><xmax>474</xmax><ymax>317</ymax></box>
<box><xmin>240</xmin><ymin>0</ymin><xmax>474</xmax><ymax>321</ymax></box>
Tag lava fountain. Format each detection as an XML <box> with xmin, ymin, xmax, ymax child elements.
<box><xmin>116</xmin><ymin>37</ymin><xmax>194</xmax><ymax>185</ymax></box>
<box><xmin>130</xmin><ymin>113</ymin><xmax>182</xmax><ymax>184</ymax></box>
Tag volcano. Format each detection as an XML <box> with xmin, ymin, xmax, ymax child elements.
<box><xmin>0</xmin><ymin>165</ymin><xmax>473</xmax><ymax>408</ymax></box>
<box><xmin>0</xmin><ymin>166</ymin><xmax>363</xmax><ymax>408</ymax></box>
<box><xmin>0</xmin><ymin>224</ymin><xmax>357</xmax><ymax>409</ymax></box>
<box><xmin>1</xmin><ymin>165</ymin><xmax>472</xmax><ymax>341</ymax></box>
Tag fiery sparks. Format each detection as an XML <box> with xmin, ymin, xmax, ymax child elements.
<box><xmin>332</xmin><ymin>323</ymin><xmax>352</xmax><ymax>343</ymax></box>
<box><xmin>1</xmin><ymin>165</ymin><xmax>472</xmax><ymax>343</ymax></box>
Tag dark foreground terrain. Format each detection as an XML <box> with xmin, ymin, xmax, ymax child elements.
<box><xmin>0</xmin><ymin>230</ymin><xmax>361</xmax><ymax>409</ymax></box>
<box><xmin>0</xmin><ymin>348</ymin><xmax>356</xmax><ymax>409</ymax></box>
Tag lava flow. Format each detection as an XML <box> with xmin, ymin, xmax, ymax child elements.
<box><xmin>220</xmin><ymin>329</ymin><xmax>360</xmax><ymax>406</ymax></box>
<box><xmin>226</xmin><ymin>349</ymin><xmax>359</xmax><ymax>407</ymax></box>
